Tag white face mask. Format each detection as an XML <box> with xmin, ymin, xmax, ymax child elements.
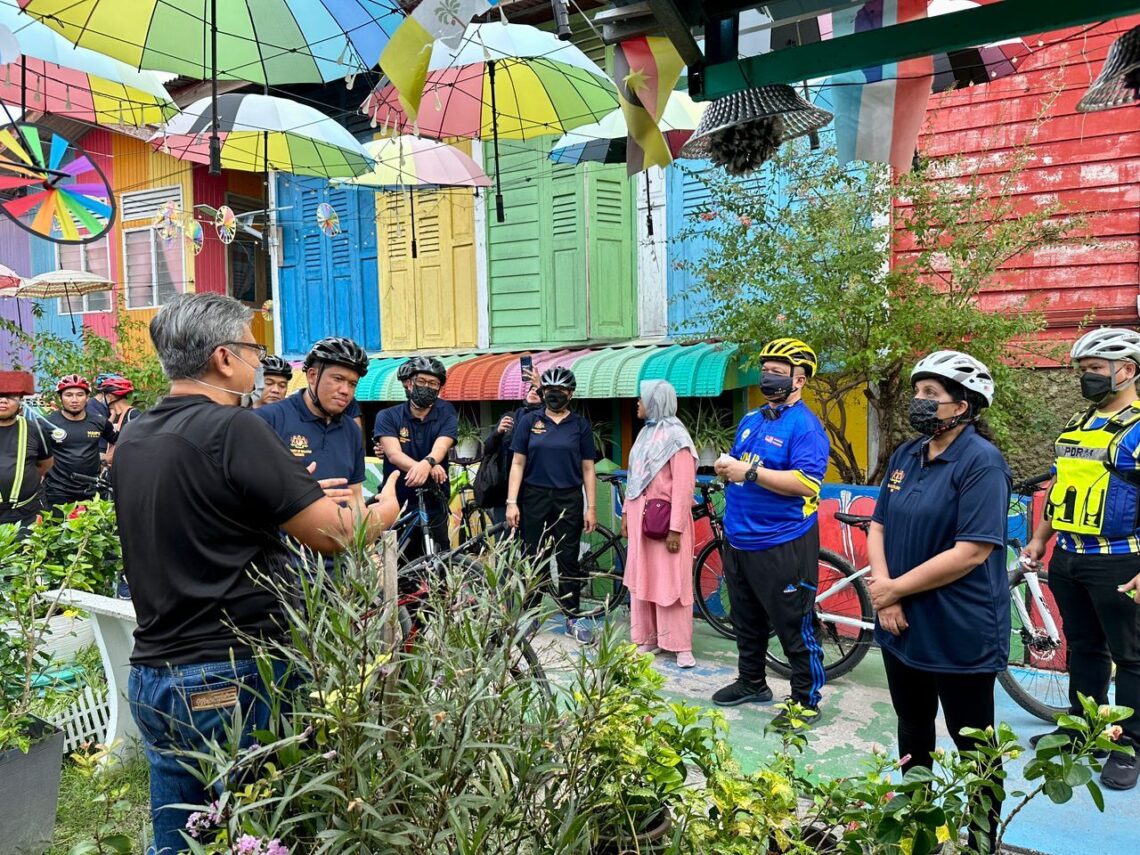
<box><xmin>194</xmin><ymin>352</ymin><xmax>263</xmax><ymax>409</ymax></box>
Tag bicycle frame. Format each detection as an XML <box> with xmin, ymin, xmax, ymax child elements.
<box><xmin>1008</xmin><ymin>559</ymin><xmax>1062</xmax><ymax>644</ymax></box>
<box><xmin>814</xmin><ymin>564</ymin><xmax>875</xmax><ymax>631</ymax></box>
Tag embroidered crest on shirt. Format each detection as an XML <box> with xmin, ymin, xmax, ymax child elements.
<box><xmin>51</xmin><ymin>427</ymin><xmax>67</xmax><ymax>443</ymax></box>
<box><xmin>289</xmin><ymin>434</ymin><xmax>311</xmax><ymax>457</ymax></box>
<box><xmin>887</xmin><ymin>468</ymin><xmax>906</xmax><ymax>492</ymax></box>
<box><xmin>741</xmin><ymin>428</ymin><xmax>751</xmax><ymax>440</ymax></box>
<box><xmin>399</xmin><ymin>426</ymin><xmax>411</xmax><ymax>444</ymax></box>
<box><xmin>531</xmin><ymin>419</ymin><xmax>546</xmax><ymax>435</ymax></box>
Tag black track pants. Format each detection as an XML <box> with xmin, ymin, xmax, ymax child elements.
<box><xmin>520</xmin><ymin>486</ymin><xmax>585</xmax><ymax>616</ymax></box>
<box><xmin>723</xmin><ymin>523</ymin><xmax>825</xmax><ymax>707</ymax></box>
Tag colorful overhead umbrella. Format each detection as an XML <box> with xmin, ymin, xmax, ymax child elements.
<box><xmin>339</xmin><ymin>137</ymin><xmax>490</xmax><ymax>189</ymax></box>
<box><xmin>0</xmin><ymin>3</ymin><xmax>176</xmax><ymax>126</ymax></box>
<box><xmin>549</xmin><ymin>92</ymin><xmax>705</xmax><ymax>166</ymax></box>
<box><xmin>150</xmin><ymin>93</ymin><xmax>371</xmax><ymax>179</ymax></box>
<box><xmin>16</xmin><ymin>267</ymin><xmax>113</xmax><ymax>332</ymax></box>
<box><xmin>20</xmin><ymin>0</ymin><xmax>402</xmax><ymax>174</ymax></box>
<box><xmin>0</xmin><ymin>262</ymin><xmax>21</xmax><ymax>292</ymax></box>
<box><xmin>363</xmin><ymin>22</ymin><xmax>618</xmax><ymax>222</ymax></box>
<box><xmin>335</xmin><ymin>136</ymin><xmax>489</xmax><ymax>259</ymax></box>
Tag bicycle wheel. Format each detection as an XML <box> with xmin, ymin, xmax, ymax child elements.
<box><xmin>1000</xmin><ymin>567</ymin><xmax>1069</xmax><ymax>722</ymax></box>
<box><xmin>572</xmin><ymin>524</ymin><xmax>626</xmax><ymax>619</ymax></box>
<box><xmin>692</xmin><ymin>538</ymin><xmax>735</xmax><ymax>639</ymax></box>
<box><xmin>766</xmin><ymin>548</ymin><xmax>874</xmax><ymax>681</ymax></box>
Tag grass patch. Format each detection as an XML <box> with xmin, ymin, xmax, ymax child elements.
<box><xmin>48</xmin><ymin>753</ymin><xmax>150</xmax><ymax>854</ymax></box>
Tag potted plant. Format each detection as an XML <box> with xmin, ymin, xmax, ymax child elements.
<box><xmin>686</xmin><ymin>403</ymin><xmax>736</xmax><ymax>468</ymax></box>
<box><xmin>16</xmin><ymin>498</ymin><xmax>123</xmax><ymax>663</ymax></box>
<box><xmin>455</xmin><ymin>418</ymin><xmax>483</xmax><ymax>461</ymax></box>
<box><xmin>591</xmin><ymin>419</ymin><xmax>613</xmax><ymax>464</ymax></box>
<box><xmin>0</xmin><ymin>522</ymin><xmax>85</xmax><ymax>855</ymax></box>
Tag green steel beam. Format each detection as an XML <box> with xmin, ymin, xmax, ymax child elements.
<box><xmin>694</xmin><ymin>0</ymin><xmax>1140</xmax><ymax>99</ymax></box>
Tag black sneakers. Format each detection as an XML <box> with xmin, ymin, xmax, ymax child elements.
<box><xmin>1101</xmin><ymin>745</ymin><xmax>1139</xmax><ymax>790</ymax></box>
<box><xmin>712</xmin><ymin>678</ymin><xmax>774</xmax><ymax>707</ymax></box>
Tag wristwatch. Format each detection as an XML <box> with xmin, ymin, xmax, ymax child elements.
<box><xmin>425</xmin><ymin>455</ymin><xmax>438</xmax><ymax>467</ymax></box>
<box><xmin>745</xmin><ymin>461</ymin><xmax>761</xmax><ymax>483</ymax></box>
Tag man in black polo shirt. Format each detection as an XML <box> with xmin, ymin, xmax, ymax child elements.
<box><xmin>374</xmin><ymin>356</ymin><xmax>457</xmax><ymax>560</ymax></box>
<box><xmin>0</xmin><ymin>371</ymin><xmax>54</xmax><ymax>528</ymax></box>
<box><xmin>43</xmin><ymin>374</ymin><xmax>118</xmax><ymax>507</ymax></box>
<box><xmin>256</xmin><ymin>338</ymin><xmax>368</xmax><ymax>504</ymax></box>
<box><xmin>112</xmin><ymin>293</ymin><xmax>398</xmax><ymax>855</ymax></box>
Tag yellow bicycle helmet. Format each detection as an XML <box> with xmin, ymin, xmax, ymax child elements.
<box><xmin>758</xmin><ymin>338</ymin><xmax>818</xmax><ymax>377</ymax></box>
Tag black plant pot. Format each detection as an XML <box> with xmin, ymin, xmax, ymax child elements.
<box><xmin>593</xmin><ymin>809</ymin><xmax>673</xmax><ymax>855</ymax></box>
<box><xmin>0</xmin><ymin>718</ymin><xmax>65</xmax><ymax>855</ymax></box>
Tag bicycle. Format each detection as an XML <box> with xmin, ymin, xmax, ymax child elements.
<box><xmin>449</xmin><ymin>455</ymin><xmax>494</xmax><ymax>544</ymax></box>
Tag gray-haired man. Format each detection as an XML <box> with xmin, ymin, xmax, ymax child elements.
<box><xmin>111</xmin><ymin>293</ymin><xmax>398</xmax><ymax>854</ymax></box>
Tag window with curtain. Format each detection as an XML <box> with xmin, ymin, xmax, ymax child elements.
<box><xmin>124</xmin><ymin>227</ymin><xmax>185</xmax><ymax>309</ymax></box>
<box><xmin>56</xmin><ymin>238</ymin><xmax>113</xmax><ymax>314</ymax></box>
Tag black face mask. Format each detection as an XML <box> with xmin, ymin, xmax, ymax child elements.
<box><xmin>1080</xmin><ymin>371</ymin><xmax>1115</xmax><ymax>404</ymax></box>
<box><xmin>909</xmin><ymin>397</ymin><xmax>965</xmax><ymax>437</ymax></box>
<box><xmin>543</xmin><ymin>390</ymin><xmax>570</xmax><ymax>411</ymax></box>
<box><xmin>409</xmin><ymin>384</ymin><xmax>439</xmax><ymax>408</ymax></box>
<box><xmin>760</xmin><ymin>372</ymin><xmax>795</xmax><ymax>403</ymax></box>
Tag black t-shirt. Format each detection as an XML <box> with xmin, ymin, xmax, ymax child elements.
<box><xmin>43</xmin><ymin>410</ymin><xmax>117</xmax><ymax>501</ymax></box>
<box><xmin>0</xmin><ymin>416</ymin><xmax>54</xmax><ymax>524</ymax></box>
<box><xmin>510</xmin><ymin>409</ymin><xmax>595</xmax><ymax>489</ymax></box>
<box><xmin>110</xmin><ymin>395</ymin><xmax>325</xmax><ymax>667</ymax></box>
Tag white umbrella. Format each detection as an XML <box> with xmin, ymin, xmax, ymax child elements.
<box><xmin>17</xmin><ymin>268</ymin><xmax>113</xmax><ymax>332</ymax></box>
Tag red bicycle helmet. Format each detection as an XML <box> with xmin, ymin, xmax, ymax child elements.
<box><xmin>98</xmin><ymin>375</ymin><xmax>134</xmax><ymax>397</ymax></box>
<box><xmin>56</xmin><ymin>374</ymin><xmax>90</xmax><ymax>394</ymax></box>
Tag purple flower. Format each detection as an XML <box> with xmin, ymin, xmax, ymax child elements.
<box><xmin>234</xmin><ymin>834</ymin><xmax>263</xmax><ymax>854</ymax></box>
<box><xmin>265</xmin><ymin>841</ymin><xmax>289</xmax><ymax>855</ymax></box>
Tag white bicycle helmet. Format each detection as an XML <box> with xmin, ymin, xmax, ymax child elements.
<box><xmin>910</xmin><ymin>350</ymin><xmax>995</xmax><ymax>407</ymax></box>
<box><xmin>1070</xmin><ymin>327</ymin><xmax>1140</xmax><ymax>365</ymax></box>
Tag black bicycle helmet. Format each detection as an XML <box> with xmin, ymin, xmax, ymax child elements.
<box><xmin>404</xmin><ymin>355</ymin><xmax>447</xmax><ymax>385</ymax></box>
<box><xmin>396</xmin><ymin>359</ymin><xmax>417</xmax><ymax>383</ymax></box>
<box><xmin>540</xmin><ymin>366</ymin><xmax>577</xmax><ymax>391</ymax></box>
<box><xmin>303</xmin><ymin>337</ymin><xmax>369</xmax><ymax>376</ymax></box>
<box><xmin>260</xmin><ymin>354</ymin><xmax>293</xmax><ymax>380</ymax></box>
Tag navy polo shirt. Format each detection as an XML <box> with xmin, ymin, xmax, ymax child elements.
<box><xmin>511</xmin><ymin>409</ymin><xmax>595</xmax><ymax>489</ymax></box>
<box><xmin>373</xmin><ymin>399</ymin><xmax>458</xmax><ymax>506</ymax></box>
<box><xmin>254</xmin><ymin>391</ymin><xmax>365</xmax><ymax>485</ymax></box>
<box><xmin>872</xmin><ymin>424</ymin><xmax>1012</xmax><ymax>673</ymax></box>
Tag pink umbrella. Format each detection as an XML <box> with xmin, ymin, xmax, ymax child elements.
<box><xmin>0</xmin><ymin>262</ymin><xmax>21</xmax><ymax>293</ymax></box>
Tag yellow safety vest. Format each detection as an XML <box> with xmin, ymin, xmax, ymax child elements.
<box><xmin>1045</xmin><ymin>403</ymin><xmax>1140</xmax><ymax>537</ymax></box>
<box><xmin>3</xmin><ymin>416</ymin><xmax>32</xmax><ymax>509</ymax></box>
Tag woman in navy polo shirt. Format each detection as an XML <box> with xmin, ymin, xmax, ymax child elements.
<box><xmin>866</xmin><ymin>350</ymin><xmax>1011</xmax><ymax>852</ymax></box>
<box><xmin>506</xmin><ymin>366</ymin><xmax>598</xmax><ymax>644</ymax></box>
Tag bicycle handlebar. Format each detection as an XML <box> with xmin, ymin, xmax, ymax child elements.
<box><xmin>1012</xmin><ymin>472</ymin><xmax>1052</xmax><ymax>495</ymax></box>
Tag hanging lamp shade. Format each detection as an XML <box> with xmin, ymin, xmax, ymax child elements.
<box><xmin>680</xmin><ymin>84</ymin><xmax>832</xmax><ymax>175</ymax></box>
<box><xmin>1077</xmin><ymin>25</ymin><xmax>1140</xmax><ymax>113</ymax></box>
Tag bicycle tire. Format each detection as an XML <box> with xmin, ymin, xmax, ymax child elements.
<box><xmin>573</xmin><ymin>524</ymin><xmax>627</xmax><ymax>619</ymax></box>
<box><xmin>766</xmin><ymin>548</ymin><xmax>874</xmax><ymax>681</ymax></box>
<box><xmin>692</xmin><ymin>538</ymin><xmax>734</xmax><ymax>639</ymax></box>
<box><xmin>1000</xmin><ymin>567</ymin><xmax>1069</xmax><ymax>723</ymax></box>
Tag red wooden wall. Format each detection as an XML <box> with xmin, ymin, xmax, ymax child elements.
<box><xmin>896</xmin><ymin>17</ymin><xmax>1140</xmax><ymax>358</ymax></box>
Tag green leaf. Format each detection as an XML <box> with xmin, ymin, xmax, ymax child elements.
<box><xmin>1086</xmin><ymin>780</ymin><xmax>1105</xmax><ymax>812</ymax></box>
<box><xmin>1063</xmin><ymin>763</ymin><xmax>1092</xmax><ymax>787</ymax></box>
<box><xmin>1043</xmin><ymin>779</ymin><xmax>1074</xmax><ymax>804</ymax></box>
<box><xmin>1034</xmin><ymin>733</ymin><xmax>1072</xmax><ymax>753</ymax></box>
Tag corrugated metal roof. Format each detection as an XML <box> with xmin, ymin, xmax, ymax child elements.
<box><xmin>498</xmin><ymin>348</ymin><xmax>596</xmax><ymax>400</ymax></box>
<box><xmin>443</xmin><ymin>352</ymin><xmax>522</xmax><ymax>402</ymax></box>
<box><xmin>375</xmin><ymin>353</ymin><xmax>471</xmax><ymax>402</ymax></box>
<box><xmin>572</xmin><ymin>346</ymin><xmax>661</xmax><ymax>398</ymax></box>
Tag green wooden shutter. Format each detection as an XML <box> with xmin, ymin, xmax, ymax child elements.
<box><xmin>487</xmin><ymin>139</ymin><xmax>545</xmax><ymax>345</ymax></box>
<box><xmin>543</xmin><ymin>147</ymin><xmax>588</xmax><ymax>344</ymax></box>
<box><xmin>586</xmin><ymin>164</ymin><xmax>635</xmax><ymax>340</ymax></box>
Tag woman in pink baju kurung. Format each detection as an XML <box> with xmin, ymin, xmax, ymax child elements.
<box><xmin>621</xmin><ymin>381</ymin><xmax>699</xmax><ymax>667</ymax></box>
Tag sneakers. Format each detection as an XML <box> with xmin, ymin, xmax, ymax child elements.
<box><xmin>676</xmin><ymin>651</ymin><xmax>697</xmax><ymax>669</ymax></box>
<box><xmin>712</xmin><ymin>678</ymin><xmax>774</xmax><ymax>706</ymax></box>
<box><xmin>566</xmin><ymin>618</ymin><xmax>596</xmax><ymax>645</ymax></box>
<box><xmin>1101</xmin><ymin>744</ymin><xmax>1139</xmax><ymax>790</ymax></box>
<box><xmin>1029</xmin><ymin>727</ymin><xmax>1108</xmax><ymax>759</ymax></box>
<box><xmin>636</xmin><ymin>643</ymin><xmax>662</xmax><ymax>655</ymax></box>
<box><xmin>769</xmin><ymin>698</ymin><xmax>820</xmax><ymax>732</ymax></box>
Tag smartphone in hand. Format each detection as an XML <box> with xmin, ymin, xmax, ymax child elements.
<box><xmin>520</xmin><ymin>354</ymin><xmax>535</xmax><ymax>384</ymax></box>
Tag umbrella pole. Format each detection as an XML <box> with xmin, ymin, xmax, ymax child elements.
<box><xmin>208</xmin><ymin>0</ymin><xmax>222</xmax><ymax>175</ymax></box>
<box><xmin>64</xmin><ymin>283</ymin><xmax>76</xmax><ymax>335</ymax></box>
<box><xmin>645</xmin><ymin>172</ymin><xmax>654</xmax><ymax>237</ymax></box>
<box><xmin>488</xmin><ymin>60</ymin><xmax>505</xmax><ymax>223</ymax></box>
<box><xmin>408</xmin><ymin>188</ymin><xmax>418</xmax><ymax>259</ymax></box>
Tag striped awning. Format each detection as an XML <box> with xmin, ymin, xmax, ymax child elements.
<box><xmin>286</xmin><ymin>342</ymin><xmax>758</xmax><ymax>402</ymax></box>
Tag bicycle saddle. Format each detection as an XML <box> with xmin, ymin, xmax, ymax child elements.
<box><xmin>834</xmin><ymin>512</ymin><xmax>873</xmax><ymax>528</ymax></box>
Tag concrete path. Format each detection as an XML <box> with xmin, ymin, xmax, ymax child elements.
<box><xmin>535</xmin><ymin>616</ymin><xmax>1137</xmax><ymax>855</ymax></box>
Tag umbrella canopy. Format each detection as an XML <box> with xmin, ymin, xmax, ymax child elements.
<box><xmin>150</xmin><ymin>93</ymin><xmax>371</xmax><ymax>178</ymax></box>
<box><xmin>0</xmin><ymin>261</ymin><xmax>21</xmax><ymax>293</ymax></box>
<box><xmin>363</xmin><ymin>22</ymin><xmax>618</xmax><ymax>140</ymax></box>
<box><xmin>0</xmin><ymin>3</ymin><xmax>177</xmax><ymax>126</ymax></box>
<box><xmin>339</xmin><ymin>137</ymin><xmax>489</xmax><ymax>188</ymax></box>
<box><xmin>550</xmin><ymin>92</ymin><xmax>705</xmax><ymax>166</ymax></box>
<box><xmin>17</xmin><ymin>0</ymin><xmax>401</xmax><ymax>84</ymax></box>
<box><xmin>17</xmin><ymin>267</ymin><xmax>112</xmax><ymax>298</ymax></box>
